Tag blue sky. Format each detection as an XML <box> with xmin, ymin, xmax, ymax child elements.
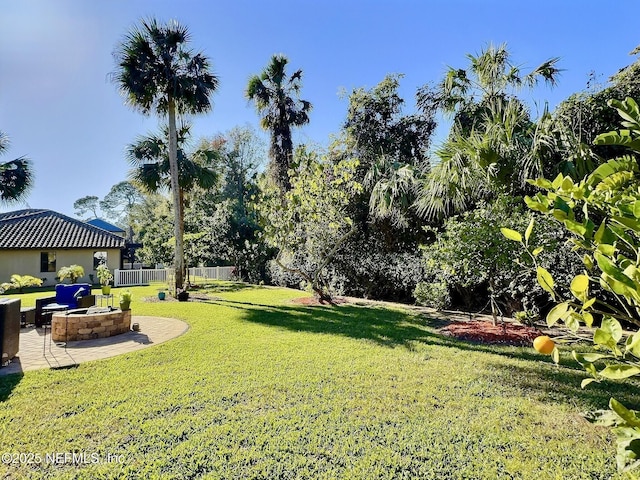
<box><xmin>1</xmin><ymin>0</ymin><xmax>639</xmax><ymax>217</ymax></box>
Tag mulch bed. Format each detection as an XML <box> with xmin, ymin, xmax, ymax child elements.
<box><xmin>290</xmin><ymin>297</ymin><xmax>349</xmax><ymax>306</ymax></box>
<box><xmin>441</xmin><ymin>320</ymin><xmax>543</xmax><ymax>346</ymax></box>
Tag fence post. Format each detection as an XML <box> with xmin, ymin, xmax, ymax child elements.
<box><xmin>114</xmin><ymin>269</ymin><xmax>120</xmax><ymax>287</ymax></box>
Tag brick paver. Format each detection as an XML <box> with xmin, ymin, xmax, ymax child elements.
<box><xmin>0</xmin><ymin>316</ymin><xmax>188</xmax><ymax>375</ymax></box>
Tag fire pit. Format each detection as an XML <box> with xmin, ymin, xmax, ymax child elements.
<box><xmin>51</xmin><ymin>307</ymin><xmax>132</xmax><ymax>342</ymax></box>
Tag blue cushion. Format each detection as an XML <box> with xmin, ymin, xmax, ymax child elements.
<box><xmin>55</xmin><ymin>284</ymin><xmax>91</xmax><ymax>309</ymax></box>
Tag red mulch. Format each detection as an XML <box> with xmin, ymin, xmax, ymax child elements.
<box><xmin>290</xmin><ymin>296</ymin><xmax>349</xmax><ymax>306</ymax></box>
<box><xmin>441</xmin><ymin>321</ymin><xmax>543</xmax><ymax>346</ymax></box>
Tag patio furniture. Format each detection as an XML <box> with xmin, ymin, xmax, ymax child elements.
<box><xmin>35</xmin><ymin>284</ymin><xmax>94</xmax><ymax>327</ymax></box>
<box><xmin>42</xmin><ymin>304</ymin><xmax>70</xmax><ymax>354</ymax></box>
<box><xmin>0</xmin><ymin>298</ymin><xmax>21</xmax><ymax>366</ymax></box>
<box><xmin>20</xmin><ymin>306</ymin><xmax>35</xmax><ymax>327</ymax></box>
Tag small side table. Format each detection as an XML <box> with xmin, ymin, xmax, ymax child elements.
<box><xmin>96</xmin><ymin>294</ymin><xmax>114</xmax><ymax>308</ymax></box>
<box><xmin>41</xmin><ymin>305</ymin><xmax>68</xmax><ymax>354</ymax></box>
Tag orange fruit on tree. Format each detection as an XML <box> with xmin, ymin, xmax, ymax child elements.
<box><xmin>533</xmin><ymin>335</ymin><xmax>555</xmax><ymax>355</ymax></box>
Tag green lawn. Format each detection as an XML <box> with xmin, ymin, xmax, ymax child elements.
<box><xmin>0</xmin><ymin>283</ymin><xmax>637</xmax><ymax>479</ymax></box>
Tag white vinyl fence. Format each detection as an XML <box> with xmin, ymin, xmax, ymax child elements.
<box><xmin>114</xmin><ymin>266</ymin><xmax>235</xmax><ymax>287</ymax></box>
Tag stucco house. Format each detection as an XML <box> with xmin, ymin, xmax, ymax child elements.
<box><xmin>0</xmin><ymin>209</ymin><xmax>125</xmax><ymax>285</ymax></box>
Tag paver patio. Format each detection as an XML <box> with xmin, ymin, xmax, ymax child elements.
<box><xmin>0</xmin><ymin>315</ymin><xmax>188</xmax><ymax>375</ymax></box>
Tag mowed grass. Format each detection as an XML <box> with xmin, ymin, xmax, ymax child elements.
<box><xmin>0</xmin><ymin>283</ymin><xmax>638</xmax><ymax>479</ymax></box>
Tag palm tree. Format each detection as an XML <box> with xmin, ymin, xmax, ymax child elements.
<box><xmin>415</xmin><ymin>44</ymin><xmax>562</xmax><ymax>220</ymax></box>
<box><xmin>112</xmin><ymin>17</ymin><xmax>218</xmax><ymax>291</ymax></box>
<box><xmin>127</xmin><ymin>123</ymin><xmax>218</xmax><ymax>219</ymax></box>
<box><xmin>246</xmin><ymin>54</ymin><xmax>311</xmax><ymax>190</ymax></box>
<box><xmin>418</xmin><ymin>43</ymin><xmax>561</xmax><ymax>124</ymax></box>
<box><xmin>0</xmin><ymin>131</ymin><xmax>33</xmax><ymax>205</ymax></box>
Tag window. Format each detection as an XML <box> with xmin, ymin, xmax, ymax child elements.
<box><xmin>40</xmin><ymin>252</ymin><xmax>56</xmax><ymax>272</ymax></box>
<box><xmin>93</xmin><ymin>251</ymin><xmax>107</xmax><ymax>270</ymax></box>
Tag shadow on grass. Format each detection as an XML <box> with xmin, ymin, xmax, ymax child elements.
<box><xmin>0</xmin><ymin>372</ymin><xmax>22</xmax><ymax>402</ymax></box>
<box><xmin>214</xmin><ymin>298</ymin><xmax>552</xmax><ymax>359</ymax></box>
<box><xmin>212</xmin><ymin>298</ymin><xmax>640</xmax><ymax>411</ymax></box>
<box><xmin>486</xmin><ymin>359</ymin><xmax>640</xmax><ymax>412</ymax></box>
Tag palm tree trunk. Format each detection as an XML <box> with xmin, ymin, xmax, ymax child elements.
<box><xmin>167</xmin><ymin>98</ymin><xmax>185</xmax><ymax>291</ymax></box>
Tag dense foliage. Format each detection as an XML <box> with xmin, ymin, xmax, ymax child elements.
<box><xmin>416</xmin><ymin>196</ymin><xmax>581</xmax><ymax>319</ymax></box>
<box><xmin>256</xmin><ymin>147</ymin><xmax>362</xmax><ymax>300</ymax></box>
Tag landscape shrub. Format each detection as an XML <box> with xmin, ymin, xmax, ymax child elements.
<box><xmin>414</xmin><ymin>281</ymin><xmax>450</xmax><ymax>310</ymax></box>
<box><xmin>0</xmin><ymin>274</ymin><xmax>43</xmax><ymax>293</ymax></box>
<box><xmin>57</xmin><ymin>265</ymin><xmax>85</xmax><ymax>284</ymax></box>
<box><xmin>419</xmin><ymin>195</ymin><xmax>581</xmax><ymax>316</ymax></box>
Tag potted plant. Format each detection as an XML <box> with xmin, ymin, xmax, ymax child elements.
<box><xmin>96</xmin><ymin>263</ymin><xmax>113</xmax><ymax>294</ymax></box>
<box><xmin>119</xmin><ymin>290</ymin><xmax>132</xmax><ymax>311</ymax></box>
<box><xmin>158</xmin><ymin>289</ymin><xmax>166</xmax><ymax>300</ymax></box>
<box><xmin>177</xmin><ymin>288</ymin><xmax>189</xmax><ymax>302</ymax></box>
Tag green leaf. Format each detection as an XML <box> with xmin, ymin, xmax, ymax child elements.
<box><xmin>564</xmin><ymin>219</ymin><xmax>587</xmax><ymax>237</ymax></box>
<box><xmin>532</xmin><ymin>246</ymin><xmax>544</xmax><ymax>256</ymax></box>
<box><xmin>594</xmin><ymin>328</ymin><xmax>614</xmax><ymax>348</ymax></box>
<box><xmin>581</xmin><ymin>378</ymin><xmax>597</xmax><ymax>388</ymax></box>
<box><xmin>551</xmin><ymin>347</ymin><xmax>559</xmax><ymax>364</ymax></box>
<box><xmin>602</xmin><ymin>317</ymin><xmax>623</xmax><ymax>343</ymax></box>
<box><xmin>583</xmin><ymin>255</ymin><xmax>594</xmax><ymax>270</ymax></box>
<box><xmin>565</xmin><ymin>313</ymin><xmax>581</xmax><ymax>332</ymax></box>
<box><xmin>627</xmin><ymin>331</ymin><xmax>640</xmax><ymax>358</ymax></box>
<box><xmin>600</xmin><ymin>365</ymin><xmax>640</xmax><ymax>380</ymax></box>
<box><xmin>573</xmin><ymin>352</ymin><xmax>608</xmax><ymax>363</ymax></box>
<box><xmin>612</xmin><ymin>215</ymin><xmax>640</xmax><ymax>232</ymax></box>
<box><xmin>524</xmin><ymin>218</ymin><xmax>534</xmax><ymax>243</ymax></box>
<box><xmin>551</xmin><ymin>173</ymin><xmax>564</xmax><ymax>189</ymax></box>
<box><xmin>546</xmin><ymin>302</ymin><xmax>568</xmax><ymax>327</ymax></box>
<box><xmin>570</xmin><ymin>274</ymin><xmax>589</xmax><ymax>295</ymax></box>
<box><xmin>582</xmin><ymin>311</ymin><xmax>594</xmax><ymax>327</ymax></box>
<box><xmin>594</xmin><ymin>252</ymin><xmax>635</xmax><ymax>289</ymax></box>
<box><xmin>582</xmin><ymin>297</ymin><xmax>596</xmax><ymax>310</ymax></box>
<box><xmin>536</xmin><ymin>266</ymin><xmax>555</xmax><ymax>297</ymax></box>
<box><xmin>596</xmin><ymin>244</ymin><xmax>616</xmax><ymax>256</ymax></box>
<box><xmin>610</xmin><ymin>398</ymin><xmax>640</xmax><ymax>428</ymax></box>
<box><xmin>524</xmin><ymin>197</ymin><xmax>549</xmax><ymax>213</ymax></box>
<box><xmin>561</xmin><ymin>176</ymin><xmax>574</xmax><ymax>191</ymax></box>
<box><xmin>500</xmin><ymin>228</ymin><xmax>522</xmax><ymax>242</ymax></box>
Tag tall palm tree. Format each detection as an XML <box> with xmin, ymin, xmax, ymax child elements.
<box><xmin>246</xmin><ymin>54</ymin><xmax>311</xmax><ymax>190</ymax></box>
<box><xmin>415</xmin><ymin>44</ymin><xmax>562</xmax><ymax>220</ymax></box>
<box><xmin>112</xmin><ymin>17</ymin><xmax>218</xmax><ymax>290</ymax></box>
<box><xmin>0</xmin><ymin>131</ymin><xmax>33</xmax><ymax>205</ymax></box>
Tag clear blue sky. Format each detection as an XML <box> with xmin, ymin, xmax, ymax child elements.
<box><xmin>1</xmin><ymin>0</ymin><xmax>639</xmax><ymax>218</ymax></box>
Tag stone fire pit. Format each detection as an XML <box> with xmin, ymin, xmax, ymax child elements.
<box><xmin>51</xmin><ymin>308</ymin><xmax>132</xmax><ymax>342</ymax></box>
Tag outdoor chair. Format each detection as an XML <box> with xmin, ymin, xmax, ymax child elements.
<box><xmin>35</xmin><ymin>284</ymin><xmax>94</xmax><ymax>327</ymax></box>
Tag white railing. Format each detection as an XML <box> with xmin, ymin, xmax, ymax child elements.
<box><xmin>187</xmin><ymin>266</ymin><xmax>235</xmax><ymax>281</ymax></box>
<box><xmin>114</xmin><ymin>266</ymin><xmax>235</xmax><ymax>286</ymax></box>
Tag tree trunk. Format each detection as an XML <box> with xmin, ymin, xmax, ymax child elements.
<box><xmin>167</xmin><ymin>99</ymin><xmax>185</xmax><ymax>291</ymax></box>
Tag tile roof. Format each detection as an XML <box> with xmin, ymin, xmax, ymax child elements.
<box><xmin>86</xmin><ymin>218</ymin><xmax>126</xmax><ymax>233</ymax></box>
<box><xmin>0</xmin><ymin>209</ymin><xmax>126</xmax><ymax>249</ymax></box>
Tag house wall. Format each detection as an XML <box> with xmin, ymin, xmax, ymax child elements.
<box><xmin>0</xmin><ymin>248</ymin><xmax>121</xmax><ymax>286</ymax></box>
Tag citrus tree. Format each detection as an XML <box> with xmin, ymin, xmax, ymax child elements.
<box><xmin>503</xmin><ymin>98</ymin><xmax>640</xmax><ymax>473</ymax></box>
<box><xmin>256</xmin><ymin>147</ymin><xmax>361</xmax><ymax>301</ymax></box>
